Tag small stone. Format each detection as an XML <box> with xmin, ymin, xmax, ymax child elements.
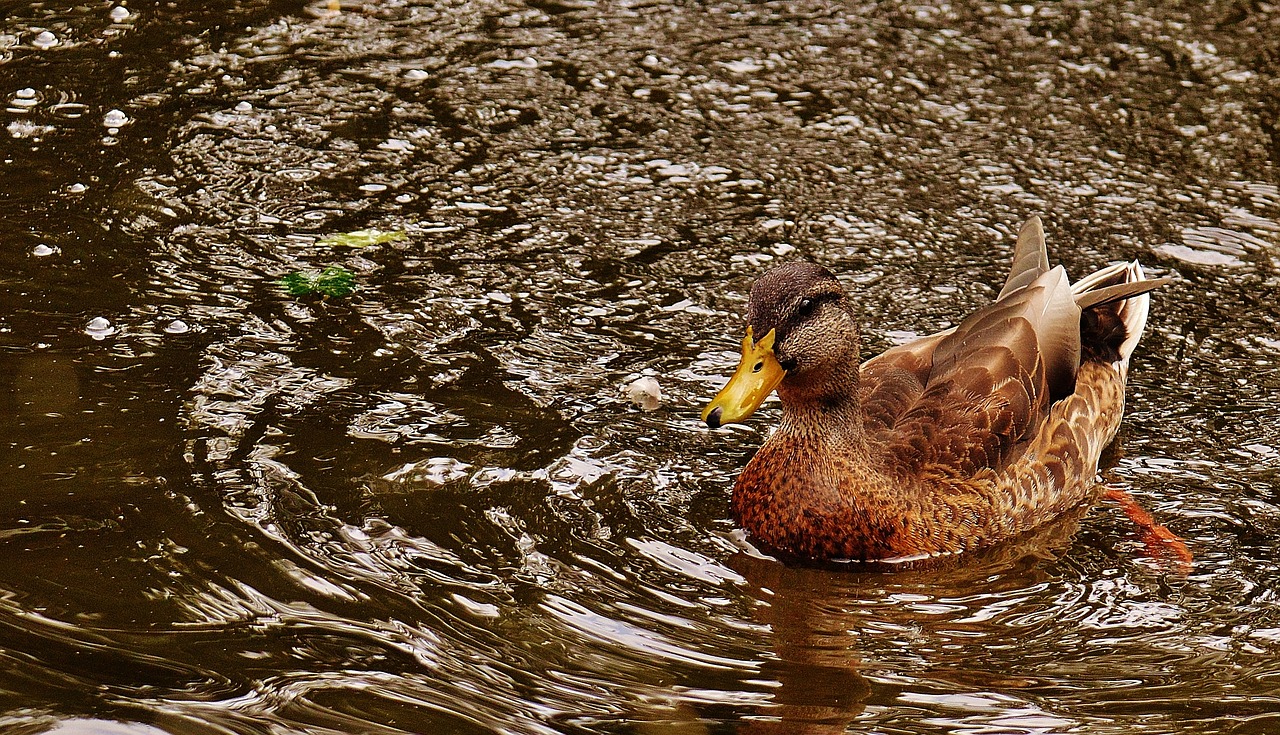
<box><xmin>625</xmin><ymin>377</ymin><xmax>663</xmax><ymax>411</ymax></box>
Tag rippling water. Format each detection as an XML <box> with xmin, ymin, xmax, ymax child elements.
<box><xmin>1</xmin><ymin>1</ymin><xmax>1278</xmax><ymax>733</ymax></box>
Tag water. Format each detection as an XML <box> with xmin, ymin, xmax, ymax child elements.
<box><xmin>1</xmin><ymin>0</ymin><xmax>1277</xmax><ymax>733</ymax></box>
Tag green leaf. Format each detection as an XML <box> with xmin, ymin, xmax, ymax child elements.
<box><xmin>280</xmin><ymin>265</ymin><xmax>357</xmax><ymax>298</ymax></box>
<box><xmin>317</xmin><ymin>228</ymin><xmax>406</xmax><ymax>248</ymax></box>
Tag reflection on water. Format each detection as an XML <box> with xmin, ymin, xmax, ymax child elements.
<box><xmin>0</xmin><ymin>0</ymin><xmax>1278</xmax><ymax>733</ymax></box>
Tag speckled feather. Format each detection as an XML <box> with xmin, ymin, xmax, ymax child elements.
<box><xmin>727</xmin><ymin>218</ymin><xmax>1167</xmax><ymax>561</ymax></box>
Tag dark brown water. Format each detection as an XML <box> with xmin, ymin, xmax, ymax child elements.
<box><xmin>1</xmin><ymin>1</ymin><xmax>1278</xmax><ymax>733</ymax></box>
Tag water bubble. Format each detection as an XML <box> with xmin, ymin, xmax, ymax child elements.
<box><xmin>11</xmin><ymin>88</ymin><xmax>38</xmax><ymax>108</ymax></box>
<box><xmin>109</xmin><ymin>6</ymin><xmax>131</xmax><ymax>22</ymax></box>
<box><xmin>32</xmin><ymin>244</ymin><xmax>55</xmax><ymax>257</ymax></box>
<box><xmin>102</xmin><ymin>109</ymin><xmax>130</xmax><ymax>128</ymax></box>
<box><xmin>68</xmin><ymin>183</ymin><xmax>86</xmax><ymax>193</ymax></box>
<box><xmin>85</xmin><ymin>317</ymin><xmax>117</xmax><ymax>340</ymax></box>
<box><xmin>32</xmin><ymin>31</ymin><xmax>58</xmax><ymax>50</ymax></box>
<box><xmin>234</xmin><ymin>101</ymin><xmax>252</xmax><ymax>112</ymax></box>
<box><xmin>624</xmin><ymin>377</ymin><xmax>663</xmax><ymax>411</ymax></box>
<box><xmin>164</xmin><ymin>320</ymin><xmax>190</xmax><ymax>334</ymax></box>
<box><xmin>358</xmin><ymin>183</ymin><xmax>388</xmax><ymax>192</ymax></box>
<box><xmin>404</xmin><ymin>69</ymin><xmax>430</xmax><ymax>80</ymax></box>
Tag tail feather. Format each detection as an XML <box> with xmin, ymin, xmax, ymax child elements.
<box><xmin>1073</xmin><ymin>260</ymin><xmax>1164</xmax><ymax>370</ymax></box>
<box><xmin>998</xmin><ymin>216</ymin><xmax>1051</xmax><ymax>300</ymax></box>
<box><xmin>1075</xmin><ymin>277</ymin><xmax>1171</xmax><ymax>310</ymax></box>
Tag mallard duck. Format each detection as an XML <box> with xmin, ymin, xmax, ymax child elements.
<box><xmin>703</xmin><ymin>217</ymin><xmax>1169</xmax><ymax>562</ymax></box>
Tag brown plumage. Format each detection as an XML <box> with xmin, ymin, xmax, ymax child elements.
<box><xmin>703</xmin><ymin>217</ymin><xmax>1170</xmax><ymax>562</ymax></box>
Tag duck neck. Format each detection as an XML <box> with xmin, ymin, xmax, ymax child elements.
<box><xmin>776</xmin><ymin>359</ymin><xmax>867</xmax><ymax>450</ymax></box>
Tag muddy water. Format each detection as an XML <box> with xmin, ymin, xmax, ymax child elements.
<box><xmin>1</xmin><ymin>1</ymin><xmax>1278</xmax><ymax>733</ymax></box>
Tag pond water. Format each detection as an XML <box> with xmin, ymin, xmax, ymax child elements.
<box><xmin>1</xmin><ymin>0</ymin><xmax>1278</xmax><ymax>733</ymax></box>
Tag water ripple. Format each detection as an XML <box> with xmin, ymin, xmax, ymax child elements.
<box><xmin>2</xmin><ymin>0</ymin><xmax>1279</xmax><ymax>733</ymax></box>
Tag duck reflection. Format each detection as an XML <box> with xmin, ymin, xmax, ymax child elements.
<box><xmin>723</xmin><ymin>507</ymin><xmax>1088</xmax><ymax>734</ymax></box>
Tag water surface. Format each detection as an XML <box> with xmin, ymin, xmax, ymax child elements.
<box><xmin>1</xmin><ymin>1</ymin><xmax>1278</xmax><ymax>733</ymax></box>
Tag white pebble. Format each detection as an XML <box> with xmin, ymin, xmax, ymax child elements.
<box><xmin>625</xmin><ymin>377</ymin><xmax>663</xmax><ymax>411</ymax></box>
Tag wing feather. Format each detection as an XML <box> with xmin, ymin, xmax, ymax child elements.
<box><xmin>858</xmin><ymin>330</ymin><xmax>949</xmax><ymax>432</ymax></box>
<box><xmin>881</xmin><ymin>265</ymin><xmax>1083</xmax><ymax>477</ymax></box>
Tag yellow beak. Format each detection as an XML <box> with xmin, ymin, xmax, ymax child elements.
<box><xmin>702</xmin><ymin>326</ymin><xmax>786</xmax><ymax>428</ymax></box>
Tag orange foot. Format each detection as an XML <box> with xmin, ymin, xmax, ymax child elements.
<box><xmin>1103</xmin><ymin>487</ymin><xmax>1193</xmax><ymax>573</ymax></box>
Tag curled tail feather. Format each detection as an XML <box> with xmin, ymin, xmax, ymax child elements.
<box><xmin>1072</xmin><ymin>261</ymin><xmax>1165</xmax><ymax>373</ymax></box>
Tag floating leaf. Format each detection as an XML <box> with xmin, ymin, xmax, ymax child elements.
<box><xmin>280</xmin><ymin>265</ymin><xmax>357</xmax><ymax>298</ymax></box>
<box><xmin>317</xmin><ymin>228</ymin><xmax>406</xmax><ymax>248</ymax></box>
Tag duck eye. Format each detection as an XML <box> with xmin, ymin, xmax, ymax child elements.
<box><xmin>796</xmin><ymin>297</ymin><xmax>817</xmax><ymax>317</ymax></box>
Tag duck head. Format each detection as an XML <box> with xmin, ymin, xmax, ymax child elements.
<box><xmin>703</xmin><ymin>262</ymin><xmax>861</xmax><ymax>428</ymax></box>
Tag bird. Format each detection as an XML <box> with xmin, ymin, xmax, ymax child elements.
<box><xmin>702</xmin><ymin>216</ymin><xmax>1170</xmax><ymax>562</ymax></box>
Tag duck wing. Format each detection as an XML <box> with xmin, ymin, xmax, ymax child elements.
<box><xmin>859</xmin><ymin>216</ymin><xmax>1053</xmax><ymax>435</ymax></box>
<box><xmin>859</xmin><ymin>330</ymin><xmax>950</xmax><ymax>433</ymax></box>
<box><xmin>862</xmin><ymin>216</ymin><xmax>1168</xmax><ymax>473</ymax></box>
<box><xmin>881</xmin><ymin>264</ymin><xmax>1081</xmax><ymax>477</ymax></box>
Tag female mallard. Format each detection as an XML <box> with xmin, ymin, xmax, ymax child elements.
<box><xmin>703</xmin><ymin>217</ymin><xmax>1169</xmax><ymax>562</ymax></box>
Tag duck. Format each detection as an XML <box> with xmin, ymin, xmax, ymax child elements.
<box><xmin>702</xmin><ymin>216</ymin><xmax>1170</xmax><ymax>562</ymax></box>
